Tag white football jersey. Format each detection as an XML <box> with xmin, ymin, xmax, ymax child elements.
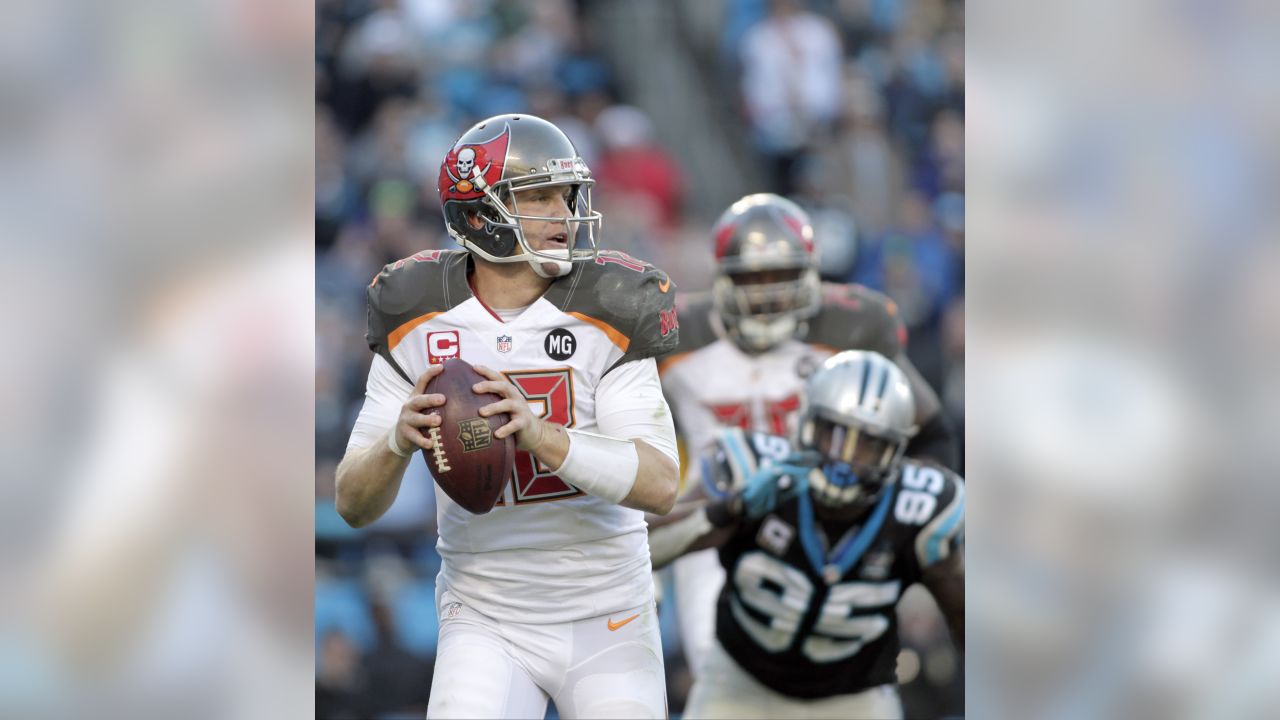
<box><xmin>661</xmin><ymin>337</ymin><xmax>831</xmax><ymax>471</ymax></box>
<box><xmin>350</xmin><ymin>249</ymin><xmax>680</xmax><ymax>623</ymax></box>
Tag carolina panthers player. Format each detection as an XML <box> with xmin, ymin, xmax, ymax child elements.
<box><xmin>658</xmin><ymin>193</ymin><xmax>959</xmax><ymax>676</ymax></box>
<box><xmin>649</xmin><ymin>351</ymin><xmax>964</xmax><ymax>719</ymax></box>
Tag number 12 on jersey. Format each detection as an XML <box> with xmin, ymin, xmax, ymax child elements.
<box><xmin>493</xmin><ymin>368</ymin><xmax>582</xmax><ymax>505</ymax></box>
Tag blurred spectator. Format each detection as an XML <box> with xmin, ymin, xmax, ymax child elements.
<box><xmin>528</xmin><ymin>83</ymin><xmax>600</xmax><ymax>169</ymax></box>
<box><xmin>940</xmin><ymin>297</ymin><xmax>965</xmax><ymax>468</ymax></box>
<box><xmin>847</xmin><ymin>188</ymin><xmax>960</xmax><ymax>392</ymax></box>
<box><xmin>348</xmin><ymin>98</ymin><xmax>417</xmax><ymax>189</ymax></box>
<box><xmin>833</xmin><ymin>61</ymin><xmax>904</xmax><ymax>236</ymax></box>
<box><xmin>357</xmin><ymin>598</ymin><xmax>432</xmax><ymax>716</ymax></box>
<box><xmin>912</xmin><ymin>107</ymin><xmax>965</xmax><ymax>198</ymax></box>
<box><xmin>555</xmin><ymin>34</ymin><xmax>614</xmax><ymax>98</ymax></box>
<box><xmin>739</xmin><ymin>0</ymin><xmax>844</xmax><ymax>194</ymax></box>
<box><xmin>935</xmin><ymin>190</ymin><xmax>965</xmax><ymax>292</ymax></box>
<box><xmin>594</xmin><ymin>105</ymin><xmax>684</xmax><ymax>230</ymax></box>
<box><xmin>329</xmin><ymin>0</ymin><xmax>422</xmax><ymax>135</ymax></box>
<box><xmin>491</xmin><ymin>0</ymin><xmax>575</xmax><ymax>85</ymax></box>
<box><xmin>316</xmin><ymin>107</ymin><xmax>356</xmax><ymax>252</ymax></box>
<box><xmin>851</xmin><ymin>189</ymin><xmax>960</xmax><ymax>328</ymax></box>
<box><xmin>792</xmin><ymin>154</ymin><xmax>861</xmax><ymax>280</ymax></box>
<box><xmin>316</xmin><ymin>629</ymin><xmax>366</xmax><ymax>719</ymax></box>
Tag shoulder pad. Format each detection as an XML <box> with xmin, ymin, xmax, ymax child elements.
<box><xmin>545</xmin><ymin>251</ymin><xmax>679</xmax><ymax>373</ymax></box>
<box><xmin>366</xmin><ymin>249</ymin><xmax>469</xmax><ymax>381</ymax></box>
<box><xmin>893</xmin><ymin>459</ymin><xmax>965</xmax><ymax>569</ymax></box>
<box><xmin>805</xmin><ymin>282</ymin><xmax>907</xmax><ymax>358</ymax></box>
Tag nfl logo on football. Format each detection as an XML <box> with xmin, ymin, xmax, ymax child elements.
<box><xmin>496</xmin><ymin>335</ymin><xmax>512</xmax><ymax>354</ymax></box>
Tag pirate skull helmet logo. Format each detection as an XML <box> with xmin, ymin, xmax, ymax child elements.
<box><xmin>456</xmin><ymin>147</ymin><xmax>476</xmax><ymax>177</ymax></box>
<box><xmin>444</xmin><ymin>145</ymin><xmax>491</xmax><ymax>194</ymax></box>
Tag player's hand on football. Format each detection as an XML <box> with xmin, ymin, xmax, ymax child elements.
<box><xmin>394</xmin><ymin>364</ymin><xmax>447</xmax><ymax>453</ymax></box>
<box><xmin>472</xmin><ymin>366</ymin><xmax>548</xmax><ymax>452</ymax></box>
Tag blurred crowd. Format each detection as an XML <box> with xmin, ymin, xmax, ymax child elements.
<box><xmin>315</xmin><ymin>0</ymin><xmax>964</xmax><ymax>717</ymax></box>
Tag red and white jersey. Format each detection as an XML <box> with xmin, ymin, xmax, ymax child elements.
<box><xmin>661</xmin><ymin>336</ymin><xmax>828</xmax><ymax>468</ymax></box>
<box><xmin>661</xmin><ymin>283</ymin><xmax>907</xmax><ymax>480</ymax></box>
<box><xmin>348</xmin><ymin>249</ymin><xmax>680</xmax><ymax>623</ymax></box>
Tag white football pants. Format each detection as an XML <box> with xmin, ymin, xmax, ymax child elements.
<box><xmin>671</xmin><ymin>547</ymin><xmax>725</xmax><ymax>675</ymax></box>
<box><xmin>426</xmin><ymin>586</ymin><xmax>666</xmax><ymax>719</ymax></box>
<box><xmin>684</xmin><ymin>640</ymin><xmax>903</xmax><ymax>720</ymax></box>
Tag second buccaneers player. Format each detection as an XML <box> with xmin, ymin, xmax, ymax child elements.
<box><xmin>658</xmin><ymin>193</ymin><xmax>959</xmax><ymax>675</ymax></box>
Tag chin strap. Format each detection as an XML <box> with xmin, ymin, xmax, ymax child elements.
<box><xmin>530</xmin><ymin>250</ymin><xmax>573</xmax><ymax>278</ymax></box>
<box><xmin>462</xmin><ymin>238</ymin><xmax>575</xmax><ymax>278</ymax></box>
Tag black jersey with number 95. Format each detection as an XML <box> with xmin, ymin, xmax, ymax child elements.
<box><xmin>708</xmin><ymin>431</ymin><xmax>965</xmax><ymax>699</ymax></box>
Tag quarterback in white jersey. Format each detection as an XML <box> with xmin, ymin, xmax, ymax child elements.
<box><xmin>337</xmin><ymin>114</ymin><xmax>680</xmax><ymax>719</ymax></box>
<box><xmin>657</xmin><ymin>194</ymin><xmax>959</xmax><ymax>677</ymax></box>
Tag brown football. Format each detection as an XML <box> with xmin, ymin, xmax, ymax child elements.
<box><xmin>422</xmin><ymin>358</ymin><xmax>514</xmax><ymax>514</ymax></box>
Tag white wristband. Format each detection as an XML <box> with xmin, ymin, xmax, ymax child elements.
<box><xmin>387</xmin><ymin>429</ymin><xmax>412</xmax><ymax>458</ymax></box>
<box><xmin>553</xmin><ymin>429</ymin><xmax>639</xmax><ymax>505</ymax></box>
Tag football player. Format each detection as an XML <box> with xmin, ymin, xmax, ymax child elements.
<box><xmin>659</xmin><ymin>193</ymin><xmax>959</xmax><ymax>675</ymax></box>
<box><xmin>335</xmin><ymin>114</ymin><xmax>680</xmax><ymax>719</ymax></box>
<box><xmin>648</xmin><ymin>350</ymin><xmax>964</xmax><ymax>719</ymax></box>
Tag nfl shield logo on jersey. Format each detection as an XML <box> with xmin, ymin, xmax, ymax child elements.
<box><xmin>496</xmin><ymin>335</ymin><xmax>512</xmax><ymax>354</ymax></box>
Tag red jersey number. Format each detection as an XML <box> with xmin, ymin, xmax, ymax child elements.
<box><xmin>494</xmin><ymin>368</ymin><xmax>583</xmax><ymax>505</ymax></box>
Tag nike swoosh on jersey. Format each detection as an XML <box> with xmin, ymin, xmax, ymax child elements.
<box><xmin>607</xmin><ymin>613</ymin><xmax>640</xmax><ymax>631</ymax></box>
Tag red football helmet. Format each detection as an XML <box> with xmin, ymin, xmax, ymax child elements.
<box><xmin>437</xmin><ymin>114</ymin><xmax>602</xmax><ymax>278</ymax></box>
<box><xmin>710</xmin><ymin>193</ymin><xmax>821</xmax><ymax>352</ymax></box>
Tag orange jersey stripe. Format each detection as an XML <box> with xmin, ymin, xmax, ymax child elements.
<box><xmin>568</xmin><ymin>311</ymin><xmax>629</xmax><ymax>352</ymax></box>
<box><xmin>387</xmin><ymin>312</ymin><xmax>443</xmax><ymax>351</ymax></box>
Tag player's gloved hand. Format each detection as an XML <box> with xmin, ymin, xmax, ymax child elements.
<box><xmin>735</xmin><ymin>464</ymin><xmax>810</xmax><ymax>521</ymax></box>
